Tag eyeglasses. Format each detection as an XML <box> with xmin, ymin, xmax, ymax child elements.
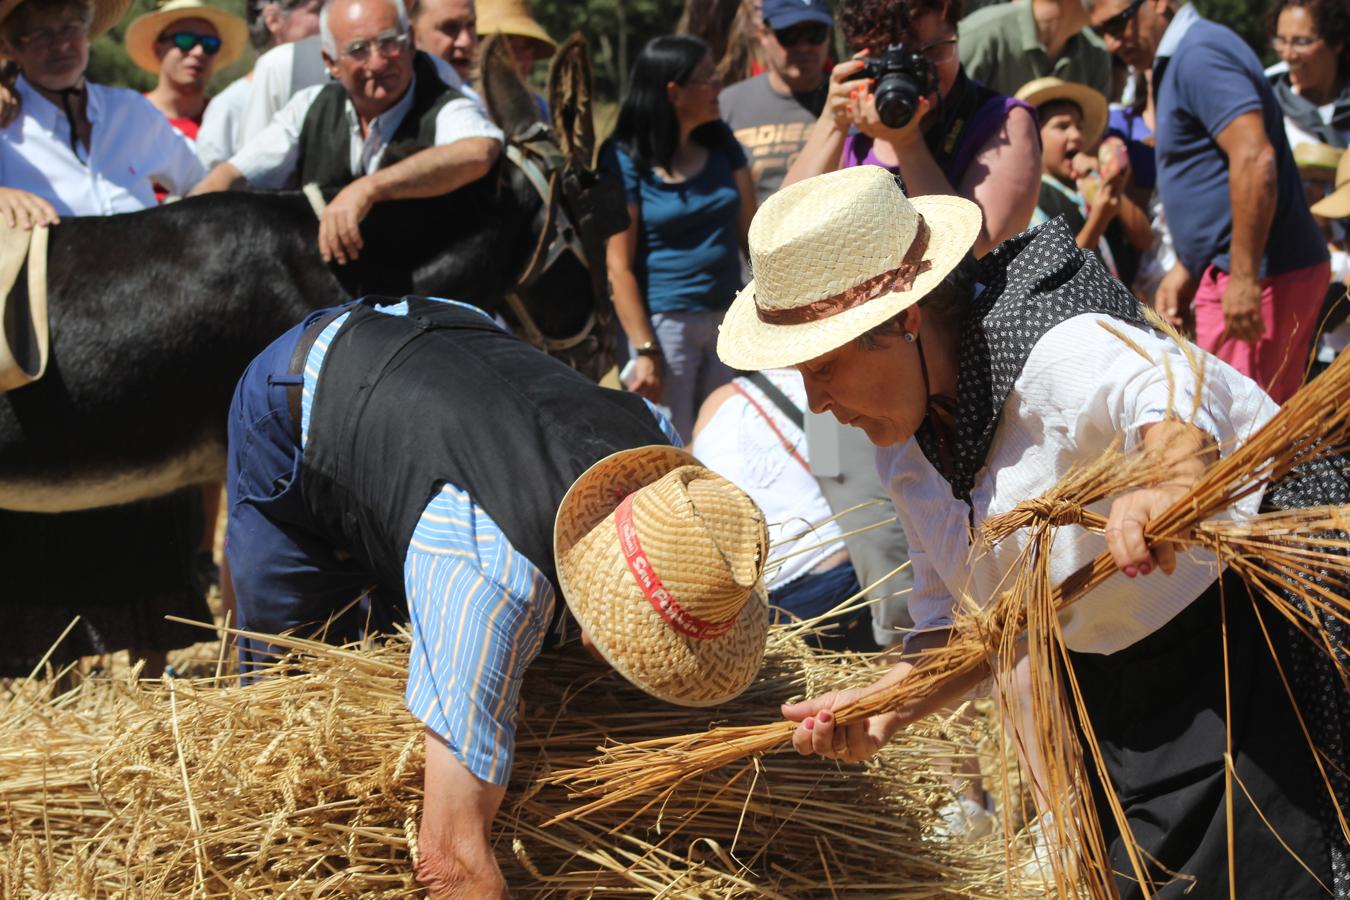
<box><xmin>1092</xmin><ymin>0</ymin><xmax>1146</xmax><ymax>39</ymax></box>
<box><xmin>14</xmin><ymin>21</ymin><xmax>86</xmax><ymax>51</ymax></box>
<box><xmin>773</xmin><ymin>23</ymin><xmax>830</xmax><ymax>47</ymax></box>
<box><xmin>1272</xmin><ymin>34</ymin><xmax>1322</xmax><ymax>53</ymax></box>
<box><xmin>161</xmin><ymin>31</ymin><xmax>223</xmax><ymax>54</ymax></box>
<box><xmin>919</xmin><ymin>36</ymin><xmax>957</xmax><ymax>65</ymax></box>
<box><xmin>339</xmin><ymin>29</ymin><xmax>409</xmax><ymax>62</ymax></box>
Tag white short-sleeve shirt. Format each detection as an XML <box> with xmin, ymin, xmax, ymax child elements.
<box><xmin>878</xmin><ymin>314</ymin><xmax>1277</xmax><ymax>655</ymax></box>
<box><xmin>1</xmin><ymin>76</ymin><xmax>206</xmax><ymax>216</ymax></box>
<box><xmin>229</xmin><ymin>55</ymin><xmax>503</xmax><ymax>189</ymax></box>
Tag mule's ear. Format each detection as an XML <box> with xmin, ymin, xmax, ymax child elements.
<box><xmin>479</xmin><ymin>32</ymin><xmax>545</xmax><ymax>141</ymax></box>
<box><xmin>547</xmin><ymin>33</ymin><xmax>597</xmax><ymax>169</ymax></box>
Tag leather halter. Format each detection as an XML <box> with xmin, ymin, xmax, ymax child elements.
<box><xmin>501</xmin><ymin>125</ymin><xmax>597</xmax><ymax>354</ymax></box>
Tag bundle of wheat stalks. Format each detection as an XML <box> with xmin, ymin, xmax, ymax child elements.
<box><xmin>1</xmin><ymin>619</ymin><xmax>1027</xmax><ymax>898</ymax></box>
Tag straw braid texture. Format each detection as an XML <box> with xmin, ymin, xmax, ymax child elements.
<box><xmin>717</xmin><ymin>167</ymin><xmax>983</xmax><ymax>371</ymax></box>
<box><xmin>559</xmin><ymin>464</ymin><xmax>770</xmax><ymax>707</ymax></box>
<box><xmin>0</xmin><ymin>0</ymin><xmax>131</xmax><ymax>43</ymax></box>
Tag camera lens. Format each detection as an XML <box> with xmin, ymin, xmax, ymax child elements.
<box><xmin>873</xmin><ymin>72</ymin><xmax>921</xmax><ymax>129</ymax></box>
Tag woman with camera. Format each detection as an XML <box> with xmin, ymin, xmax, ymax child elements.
<box><xmin>600</xmin><ymin>35</ymin><xmax>757</xmax><ymax>440</ymax></box>
<box><xmin>783</xmin><ymin>0</ymin><xmax>1040</xmax><ymax>257</ymax></box>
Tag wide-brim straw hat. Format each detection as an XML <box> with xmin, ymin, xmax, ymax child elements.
<box><xmin>554</xmin><ymin>445</ymin><xmax>770</xmax><ymax>707</ymax></box>
<box><xmin>476</xmin><ymin>0</ymin><xmax>556</xmax><ymax>58</ymax></box>
<box><xmin>1015</xmin><ymin>76</ymin><xmax>1108</xmax><ymax>146</ymax></box>
<box><xmin>0</xmin><ymin>0</ymin><xmax>130</xmax><ymax>53</ymax></box>
<box><xmin>718</xmin><ymin>166</ymin><xmax>982</xmax><ymax>371</ymax></box>
<box><xmin>1294</xmin><ymin>141</ymin><xmax>1342</xmax><ymax>181</ymax></box>
<box><xmin>1311</xmin><ymin>146</ymin><xmax>1350</xmax><ymax>219</ymax></box>
<box><xmin>125</xmin><ymin>0</ymin><xmax>247</xmax><ymax>74</ymax></box>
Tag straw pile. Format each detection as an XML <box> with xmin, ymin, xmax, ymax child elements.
<box><xmin>1</xmin><ymin>623</ymin><xmax>1024</xmax><ymax>897</ymax></box>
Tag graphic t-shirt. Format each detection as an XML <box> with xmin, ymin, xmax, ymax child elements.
<box><xmin>720</xmin><ymin>73</ymin><xmax>826</xmax><ymax>204</ymax></box>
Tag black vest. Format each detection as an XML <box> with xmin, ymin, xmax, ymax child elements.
<box><xmin>300</xmin><ymin>298</ymin><xmax>670</xmax><ymax>599</ymax></box>
<box><xmin>296</xmin><ymin>52</ymin><xmax>461</xmax><ymax>189</ymax></box>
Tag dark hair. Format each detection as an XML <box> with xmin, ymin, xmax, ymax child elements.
<box><xmin>611</xmin><ymin>34</ymin><xmax>715</xmax><ymax>172</ymax></box>
<box><xmin>1267</xmin><ymin>0</ymin><xmax>1350</xmax><ymax>71</ymax></box>
<box><xmin>840</xmin><ymin>0</ymin><xmax>963</xmax><ymax>55</ymax></box>
<box><xmin>247</xmin><ymin>0</ymin><xmax>316</xmax><ymax>51</ymax></box>
<box><xmin>853</xmin><ymin>252</ymin><xmax>977</xmax><ymax>350</ymax></box>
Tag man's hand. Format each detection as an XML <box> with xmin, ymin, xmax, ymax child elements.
<box><xmin>1154</xmin><ymin>262</ymin><xmax>1196</xmax><ymax>330</ymax></box>
<box><xmin>624</xmin><ymin>354</ymin><xmax>663</xmax><ymax>403</ymax></box>
<box><xmin>0</xmin><ymin>187</ymin><xmax>58</xmax><ymax>228</ymax></box>
<box><xmin>319</xmin><ymin>177</ymin><xmax>379</xmax><ymax>265</ymax></box>
<box><xmin>1219</xmin><ymin>273</ymin><xmax>1264</xmax><ymax>345</ymax></box>
<box><xmin>783</xmin><ymin>687</ymin><xmax>904</xmax><ymax>764</ymax></box>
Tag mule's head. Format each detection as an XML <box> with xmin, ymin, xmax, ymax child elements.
<box><xmin>481</xmin><ymin>32</ymin><xmax>629</xmax><ymax>381</ymax></box>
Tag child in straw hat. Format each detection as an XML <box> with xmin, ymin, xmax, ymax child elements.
<box><xmin>226</xmin><ymin>295</ymin><xmax>771</xmax><ymax>896</ymax></box>
<box><xmin>718</xmin><ymin>165</ymin><xmax>1350</xmax><ymax>897</ymax></box>
<box><xmin>126</xmin><ymin>0</ymin><xmax>247</xmax><ymax>141</ymax></box>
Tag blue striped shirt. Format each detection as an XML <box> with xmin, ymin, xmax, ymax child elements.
<box><xmin>300</xmin><ymin>298</ymin><xmax>678</xmax><ymax>785</ymax></box>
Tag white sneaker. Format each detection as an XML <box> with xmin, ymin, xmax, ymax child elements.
<box><xmin>934</xmin><ymin>791</ymin><xmax>997</xmax><ymax>841</ymax></box>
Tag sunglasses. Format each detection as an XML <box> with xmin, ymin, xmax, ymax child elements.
<box><xmin>1092</xmin><ymin>0</ymin><xmax>1146</xmax><ymax>39</ymax></box>
<box><xmin>162</xmin><ymin>30</ymin><xmax>223</xmax><ymax>54</ymax></box>
<box><xmin>773</xmin><ymin>23</ymin><xmax>830</xmax><ymax>47</ymax></box>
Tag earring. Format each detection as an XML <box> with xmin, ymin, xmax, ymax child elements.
<box><xmin>903</xmin><ymin>332</ymin><xmax>916</xmax><ymax>343</ymax></box>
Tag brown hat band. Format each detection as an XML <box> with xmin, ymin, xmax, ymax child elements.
<box><xmin>755</xmin><ymin>217</ymin><xmax>933</xmax><ymax>326</ymax></box>
<box><xmin>615</xmin><ymin>494</ymin><xmax>739</xmax><ymax>641</ymax></box>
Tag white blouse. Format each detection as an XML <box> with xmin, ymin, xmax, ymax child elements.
<box><xmin>0</xmin><ymin>76</ymin><xmax>205</xmax><ymax>216</ymax></box>
<box><xmin>877</xmin><ymin>313</ymin><xmax>1277</xmax><ymax>654</ymax></box>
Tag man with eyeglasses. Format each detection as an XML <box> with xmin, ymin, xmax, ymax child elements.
<box><xmin>192</xmin><ymin>0</ymin><xmax>503</xmax><ymax>266</ymax></box>
<box><xmin>958</xmin><ymin>0</ymin><xmax>1112</xmax><ymax>101</ymax></box>
<box><xmin>1089</xmin><ymin>0</ymin><xmax>1329</xmax><ymax>406</ymax></box>
<box><xmin>719</xmin><ymin>0</ymin><xmax>833</xmax><ymax>205</ymax></box>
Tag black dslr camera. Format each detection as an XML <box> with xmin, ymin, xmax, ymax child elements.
<box><xmin>847</xmin><ymin>44</ymin><xmax>937</xmax><ymax>129</ymax></box>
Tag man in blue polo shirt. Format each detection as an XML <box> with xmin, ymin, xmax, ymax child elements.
<box><xmin>1090</xmin><ymin>0</ymin><xmax>1329</xmax><ymax>403</ymax></box>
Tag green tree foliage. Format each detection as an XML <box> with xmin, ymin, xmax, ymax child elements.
<box><xmin>1195</xmin><ymin>0</ymin><xmax>1275</xmax><ymax>61</ymax></box>
<box><xmin>530</xmin><ymin>0</ymin><xmax>681</xmax><ymax>101</ymax></box>
<box><xmin>86</xmin><ymin>0</ymin><xmax>252</xmax><ymax>92</ymax></box>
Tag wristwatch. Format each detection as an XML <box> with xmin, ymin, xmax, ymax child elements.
<box><xmin>634</xmin><ymin>340</ymin><xmax>663</xmax><ymax>358</ymax></box>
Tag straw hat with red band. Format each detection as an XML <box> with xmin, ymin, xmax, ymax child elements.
<box><xmin>1312</xmin><ymin>147</ymin><xmax>1350</xmax><ymax>220</ymax></box>
<box><xmin>554</xmin><ymin>445</ymin><xmax>771</xmax><ymax>707</ymax></box>
<box><xmin>125</xmin><ymin>0</ymin><xmax>248</xmax><ymax>74</ymax></box>
<box><xmin>718</xmin><ymin>166</ymin><xmax>982</xmax><ymax>371</ymax></box>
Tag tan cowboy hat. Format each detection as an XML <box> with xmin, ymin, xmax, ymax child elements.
<box><xmin>0</xmin><ymin>0</ymin><xmax>130</xmax><ymax>52</ymax></box>
<box><xmin>1015</xmin><ymin>76</ymin><xmax>1109</xmax><ymax>146</ymax></box>
<box><xmin>125</xmin><ymin>0</ymin><xmax>247</xmax><ymax>74</ymax></box>
<box><xmin>718</xmin><ymin>166</ymin><xmax>982</xmax><ymax>371</ymax></box>
<box><xmin>554</xmin><ymin>445</ymin><xmax>770</xmax><ymax>707</ymax></box>
<box><xmin>476</xmin><ymin>0</ymin><xmax>556</xmax><ymax>59</ymax></box>
<box><xmin>1312</xmin><ymin>148</ymin><xmax>1350</xmax><ymax>219</ymax></box>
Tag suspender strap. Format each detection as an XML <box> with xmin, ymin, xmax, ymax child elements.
<box><xmin>286</xmin><ymin>307</ymin><xmax>349</xmax><ymax>444</ymax></box>
<box><xmin>731</xmin><ymin>381</ymin><xmax>810</xmax><ymax>474</ymax></box>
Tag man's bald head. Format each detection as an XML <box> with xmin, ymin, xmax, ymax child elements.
<box><xmin>319</xmin><ymin>0</ymin><xmax>408</xmax><ymax>56</ymax></box>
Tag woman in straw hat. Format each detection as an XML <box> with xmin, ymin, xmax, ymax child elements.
<box><xmin>719</xmin><ymin>166</ymin><xmax>1349</xmax><ymax>896</ymax></box>
<box><xmin>225</xmin><ymin>294</ymin><xmax>770</xmax><ymax>896</ymax></box>
<box><xmin>126</xmin><ymin>0</ymin><xmax>247</xmax><ymax>141</ymax></box>
<box><xmin>0</xmin><ymin>0</ymin><xmax>205</xmax><ymax>223</ymax></box>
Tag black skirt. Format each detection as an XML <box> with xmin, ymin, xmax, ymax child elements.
<box><xmin>1068</xmin><ymin>567</ymin><xmax>1348</xmax><ymax>898</ymax></box>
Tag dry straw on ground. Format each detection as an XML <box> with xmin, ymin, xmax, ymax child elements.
<box><xmin>1</xmin><ymin>620</ymin><xmax>1030</xmax><ymax>898</ymax></box>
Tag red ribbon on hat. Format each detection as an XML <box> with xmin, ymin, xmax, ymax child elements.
<box><xmin>614</xmin><ymin>493</ymin><xmax>738</xmax><ymax>641</ymax></box>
